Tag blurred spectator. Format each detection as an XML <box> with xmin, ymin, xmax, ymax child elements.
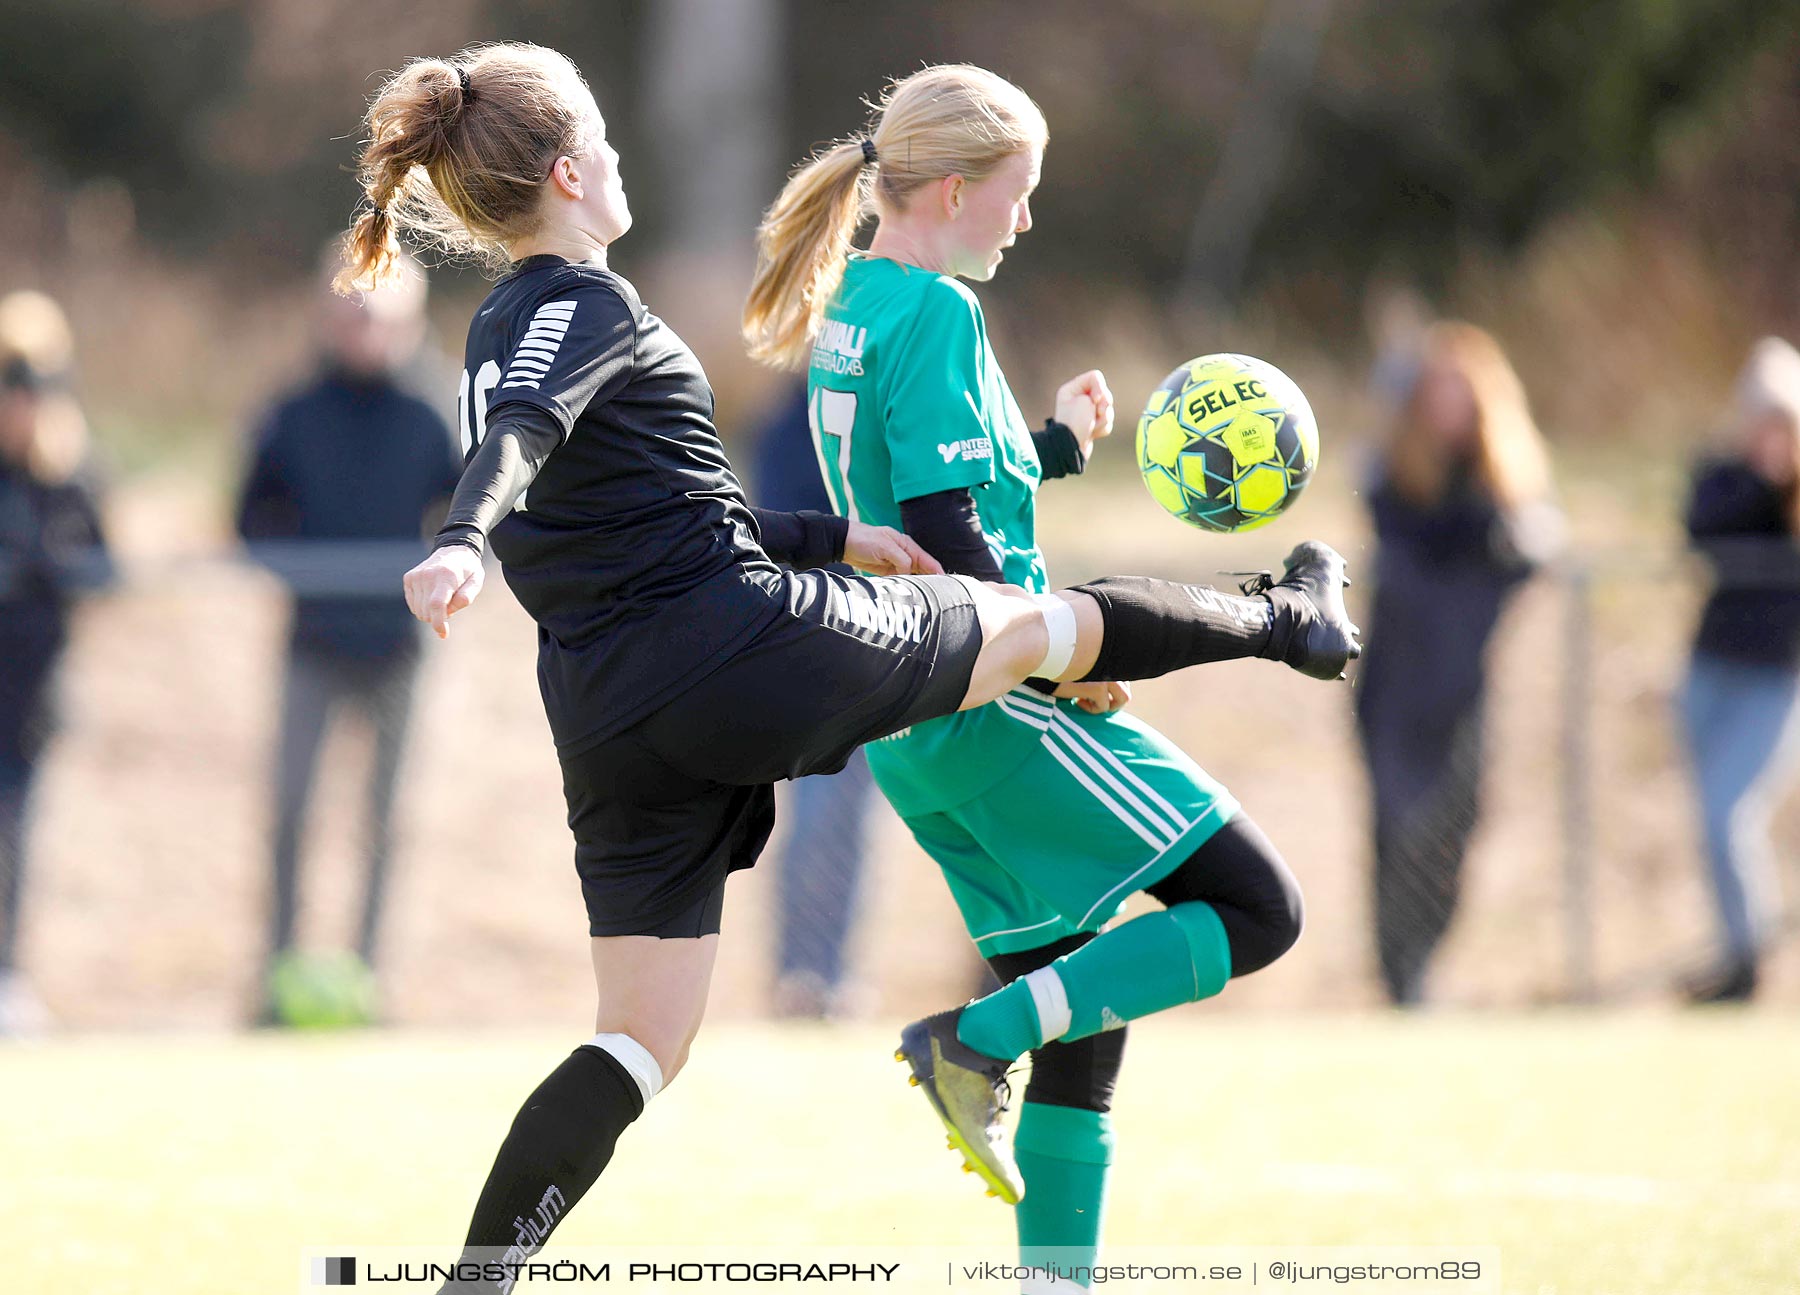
<box><xmin>1679</xmin><ymin>337</ymin><xmax>1800</xmax><ymax>1004</ymax></box>
<box><xmin>750</xmin><ymin>383</ymin><xmax>879</xmax><ymax>1019</ymax></box>
<box><xmin>0</xmin><ymin>290</ymin><xmax>110</xmax><ymax>1036</ymax></box>
<box><xmin>1355</xmin><ymin>321</ymin><xmax>1561</xmax><ymax>1006</ymax></box>
<box><xmin>1363</xmin><ymin>278</ymin><xmax>1432</xmax><ymax>407</ymax></box>
<box><xmin>236</xmin><ymin>249</ymin><xmax>458</xmax><ymax>1025</ymax></box>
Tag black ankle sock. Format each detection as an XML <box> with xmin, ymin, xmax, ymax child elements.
<box><xmin>1071</xmin><ymin>575</ymin><xmax>1273</xmax><ymax>682</ymax></box>
<box><xmin>449</xmin><ymin>1045</ymin><xmax>646</xmax><ymax>1287</ymax></box>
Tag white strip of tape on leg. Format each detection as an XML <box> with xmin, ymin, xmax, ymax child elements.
<box><xmin>586</xmin><ymin>1032</ymin><xmax>665</xmax><ymax>1104</ymax></box>
<box><xmin>1021</xmin><ymin>966</ymin><xmax>1073</xmax><ymax>1043</ymax></box>
<box><xmin>1031</xmin><ymin>593</ymin><xmax>1077</xmax><ymax>679</ymax></box>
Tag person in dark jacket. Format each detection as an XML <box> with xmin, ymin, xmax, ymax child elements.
<box><xmin>236</xmin><ymin>250</ymin><xmax>458</xmax><ymax>1023</ymax></box>
<box><xmin>0</xmin><ymin>291</ymin><xmax>110</xmax><ymax>1036</ymax></box>
<box><xmin>1679</xmin><ymin>337</ymin><xmax>1800</xmax><ymax>1003</ymax></box>
<box><xmin>1356</xmin><ymin>321</ymin><xmax>1560</xmax><ymax>1006</ymax></box>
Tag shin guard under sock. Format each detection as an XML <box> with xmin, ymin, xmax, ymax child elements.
<box><xmin>1070</xmin><ymin>576</ymin><xmax>1273</xmax><ymax>683</ymax></box>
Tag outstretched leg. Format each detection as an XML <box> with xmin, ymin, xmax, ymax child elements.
<box><xmin>956</xmin><ymin>541</ymin><xmax>1360</xmax><ymax>710</ymax></box>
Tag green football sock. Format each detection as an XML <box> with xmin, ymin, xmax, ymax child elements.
<box><xmin>1015</xmin><ymin>1102</ymin><xmax>1114</xmax><ymax>1284</ymax></box>
<box><xmin>955</xmin><ymin>975</ymin><xmax>1042</xmax><ymax>1062</ymax></box>
<box><xmin>958</xmin><ymin>903</ymin><xmax>1231</xmax><ymax>1060</ymax></box>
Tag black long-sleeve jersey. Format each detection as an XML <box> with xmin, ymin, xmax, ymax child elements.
<box><xmin>454</xmin><ymin>256</ymin><xmax>799</xmax><ymax>754</ymax></box>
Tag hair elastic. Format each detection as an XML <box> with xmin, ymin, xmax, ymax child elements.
<box><xmin>457</xmin><ymin>66</ymin><xmax>474</xmax><ymax>101</ymax></box>
<box><xmin>860</xmin><ymin>138</ymin><xmax>878</xmax><ymax>167</ymax></box>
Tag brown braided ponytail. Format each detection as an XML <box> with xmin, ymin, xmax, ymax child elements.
<box><xmin>338</xmin><ymin>43</ymin><xmax>596</xmax><ymax>292</ymax></box>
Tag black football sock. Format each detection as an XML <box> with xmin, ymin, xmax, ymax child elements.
<box><xmin>1069</xmin><ymin>575</ymin><xmax>1275</xmax><ymax>682</ymax></box>
<box><xmin>443</xmin><ymin>1045</ymin><xmax>647</xmax><ymax>1292</ymax></box>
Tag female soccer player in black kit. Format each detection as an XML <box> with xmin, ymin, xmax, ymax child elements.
<box><xmin>345</xmin><ymin>43</ymin><xmax>1358</xmax><ymax>1287</ymax></box>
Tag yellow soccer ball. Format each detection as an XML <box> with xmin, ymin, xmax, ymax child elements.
<box><xmin>1136</xmin><ymin>353</ymin><xmax>1319</xmax><ymax>532</ymax></box>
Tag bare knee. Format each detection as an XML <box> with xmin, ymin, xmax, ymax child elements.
<box><xmin>970</xmin><ymin>580</ymin><xmax>1036</xmax><ymax>632</ymax></box>
<box><xmin>959</xmin><ymin>584</ymin><xmax>1105</xmax><ymax>707</ymax></box>
<box><xmin>588</xmin><ymin>931</ymin><xmax>717</xmax><ymax>1088</ymax></box>
<box><xmin>592</xmin><ymin>1011</ymin><xmax>700</xmax><ymax>1085</ymax></box>
<box><xmin>959</xmin><ymin>582</ymin><xmax>1047</xmax><ymax>708</ymax></box>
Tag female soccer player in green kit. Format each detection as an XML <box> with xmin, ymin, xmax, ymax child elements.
<box><xmin>746</xmin><ymin>66</ymin><xmax>1346</xmax><ymax>1290</ymax></box>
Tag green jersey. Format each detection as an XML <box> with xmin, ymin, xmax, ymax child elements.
<box><xmin>808</xmin><ymin>254</ymin><xmax>1047</xmax><ymax>816</ymax></box>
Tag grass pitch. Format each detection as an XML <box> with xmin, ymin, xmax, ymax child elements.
<box><xmin>5</xmin><ymin>1011</ymin><xmax>1796</xmax><ymax>1293</ymax></box>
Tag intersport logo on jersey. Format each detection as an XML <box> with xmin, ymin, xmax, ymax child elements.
<box><xmin>937</xmin><ymin>436</ymin><xmax>993</xmax><ymax>464</ymax></box>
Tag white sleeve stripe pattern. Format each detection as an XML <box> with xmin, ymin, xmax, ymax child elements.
<box><xmin>503</xmin><ymin>297</ymin><xmax>581</xmax><ymax>385</ymax></box>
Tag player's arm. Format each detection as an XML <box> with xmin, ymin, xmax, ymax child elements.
<box><xmin>747</xmin><ymin>506</ymin><xmax>848</xmax><ymax>569</ymax></box>
<box><xmin>744</xmin><ymin>508</ymin><xmax>940</xmax><ymax>576</ymax></box>
<box><xmin>898</xmin><ymin>489</ymin><xmax>1004</xmax><ymax>581</ymax></box>
<box><xmin>431</xmin><ymin>406</ymin><xmax>563</xmax><ymax>556</ymax></box>
<box><xmin>1048</xmin><ymin>369</ymin><xmax>1115</xmax><ymax>465</ymax></box>
<box><xmin>403</xmin><ymin>407</ymin><xmax>556</xmax><ymax>637</ymax></box>
<box><xmin>406</xmin><ymin>283</ymin><xmax>634</xmax><ymax>637</ymax></box>
<box><xmin>1032</xmin><ymin>420</ymin><xmax>1086</xmax><ymax>480</ymax></box>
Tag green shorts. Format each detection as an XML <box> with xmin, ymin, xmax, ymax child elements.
<box><xmin>894</xmin><ymin>690</ymin><xmax>1239</xmax><ymax>956</ymax></box>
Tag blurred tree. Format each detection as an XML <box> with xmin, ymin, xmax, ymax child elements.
<box><xmin>0</xmin><ymin>0</ymin><xmax>1795</xmax><ymax>317</ymax></box>
<box><xmin>0</xmin><ymin>0</ymin><xmax>249</xmax><ymax>230</ymax></box>
<box><xmin>1260</xmin><ymin>0</ymin><xmax>1800</xmax><ymax>293</ymax></box>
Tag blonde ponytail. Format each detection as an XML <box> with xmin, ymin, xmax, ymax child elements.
<box><xmin>744</xmin><ymin>64</ymin><xmax>1048</xmax><ymax>372</ymax></box>
<box><xmin>742</xmin><ymin>141</ymin><xmax>871</xmax><ymax>370</ymax></box>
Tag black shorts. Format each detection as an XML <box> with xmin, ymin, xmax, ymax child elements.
<box><xmin>562</xmin><ymin>568</ymin><xmax>983</xmax><ymax>937</ymax></box>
